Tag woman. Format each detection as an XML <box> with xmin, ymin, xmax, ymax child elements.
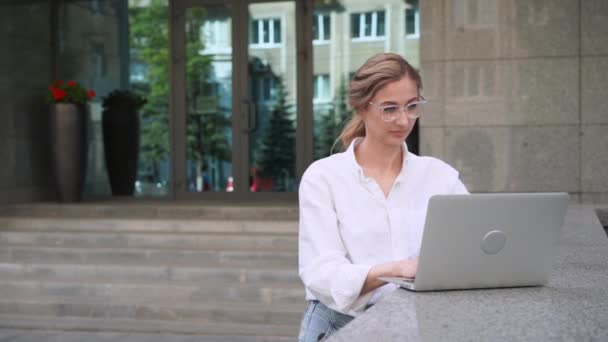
<box><xmin>298</xmin><ymin>53</ymin><xmax>469</xmax><ymax>342</ymax></box>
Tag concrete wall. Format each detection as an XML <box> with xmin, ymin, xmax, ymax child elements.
<box><xmin>419</xmin><ymin>0</ymin><xmax>608</xmax><ymax>203</ymax></box>
<box><xmin>0</xmin><ymin>2</ymin><xmax>54</xmax><ymax>204</ymax></box>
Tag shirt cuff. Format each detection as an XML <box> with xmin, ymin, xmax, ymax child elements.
<box><xmin>331</xmin><ymin>263</ymin><xmax>374</xmax><ymax>313</ymax></box>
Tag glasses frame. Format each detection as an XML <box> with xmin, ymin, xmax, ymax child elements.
<box><xmin>368</xmin><ymin>96</ymin><xmax>428</xmax><ymax>123</ymax></box>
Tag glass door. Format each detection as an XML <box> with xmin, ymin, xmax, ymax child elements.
<box><xmin>171</xmin><ymin>0</ymin><xmax>310</xmax><ymax>200</ymax></box>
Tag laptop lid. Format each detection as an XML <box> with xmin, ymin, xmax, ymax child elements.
<box><xmin>412</xmin><ymin>193</ymin><xmax>569</xmax><ymax>291</ymax></box>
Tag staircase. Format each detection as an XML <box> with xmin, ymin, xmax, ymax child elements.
<box><xmin>0</xmin><ymin>202</ymin><xmax>304</xmax><ymax>341</ymax></box>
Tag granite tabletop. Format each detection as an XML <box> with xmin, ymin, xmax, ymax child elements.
<box><xmin>329</xmin><ymin>205</ymin><xmax>608</xmax><ymax>341</ymax></box>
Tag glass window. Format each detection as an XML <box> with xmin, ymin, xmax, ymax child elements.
<box><xmin>405</xmin><ymin>0</ymin><xmax>419</xmax><ymax>37</ymax></box>
<box><xmin>251</xmin><ymin>18</ymin><xmax>281</xmax><ymax>47</ymax></box>
<box><xmin>323</xmin><ymin>14</ymin><xmax>330</xmax><ymax>39</ymax></box>
<box><xmin>405</xmin><ymin>8</ymin><xmax>416</xmax><ymax>35</ymax></box>
<box><xmin>351</xmin><ymin>11</ymin><xmax>385</xmax><ymax>39</ymax></box>
<box><xmin>350</xmin><ymin>13</ymin><xmax>359</xmax><ymax>37</ymax></box>
<box><xmin>262</xmin><ymin>19</ymin><xmax>270</xmax><ymax>43</ymax></box>
<box><xmin>202</xmin><ymin>19</ymin><xmax>230</xmax><ymax>52</ymax></box>
<box><xmin>253</xmin><ymin>76</ymin><xmax>274</xmax><ymax>102</ymax></box>
<box><xmin>251</xmin><ymin>20</ymin><xmax>259</xmax><ymax>44</ymax></box>
<box><xmin>377</xmin><ymin>11</ymin><xmax>385</xmax><ymax>36</ymax></box>
<box><xmin>313</xmin><ymin>74</ymin><xmax>330</xmax><ymax>102</ymax></box>
<box><xmin>364</xmin><ymin>12</ymin><xmax>372</xmax><ymax>37</ymax></box>
<box><xmin>313</xmin><ymin>13</ymin><xmax>330</xmax><ymax>43</ymax></box>
<box><xmin>274</xmin><ymin>19</ymin><xmax>281</xmax><ymax>43</ymax></box>
<box><xmin>263</xmin><ymin>77</ymin><xmax>272</xmax><ymax>101</ymax></box>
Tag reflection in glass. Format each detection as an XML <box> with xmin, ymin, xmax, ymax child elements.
<box><xmin>248</xmin><ymin>2</ymin><xmax>296</xmax><ymax>192</ymax></box>
<box><xmin>129</xmin><ymin>0</ymin><xmax>171</xmax><ymax>196</ymax></box>
<box><xmin>55</xmin><ymin>0</ymin><xmax>172</xmax><ymax>197</ymax></box>
<box><xmin>185</xmin><ymin>6</ymin><xmax>233</xmax><ymax>192</ymax></box>
<box><xmin>405</xmin><ymin>1</ymin><xmax>418</xmax><ymax>36</ymax></box>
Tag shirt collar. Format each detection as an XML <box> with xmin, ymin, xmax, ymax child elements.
<box><xmin>345</xmin><ymin>137</ymin><xmax>410</xmax><ymax>183</ymax></box>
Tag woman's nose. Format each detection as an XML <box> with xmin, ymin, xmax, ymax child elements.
<box><xmin>395</xmin><ymin>111</ymin><xmax>411</xmax><ymax>125</ymax></box>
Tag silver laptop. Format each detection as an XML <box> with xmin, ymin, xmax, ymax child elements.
<box><xmin>379</xmin><ymin>193</ymin><xmax>569</xmax><ymax>291</ymax></box>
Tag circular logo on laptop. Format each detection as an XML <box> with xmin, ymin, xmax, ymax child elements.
<box><xmin>481</xmin><ymin>230</ymin><xmax>507</xmax><ymax>255</ymax></box>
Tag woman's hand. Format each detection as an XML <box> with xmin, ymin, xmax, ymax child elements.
<box><xmin>361</xmin><ymin>257</ymin><xmax>419</xmax><ymax>295</ymax></box>
<box><xmin>393</xmin><ymin>257</ymin><xmax>418</xmax><ymax>279</ymax></box>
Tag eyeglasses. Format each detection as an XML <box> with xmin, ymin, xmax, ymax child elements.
<box><xmin>368</xmin><ymin>97</ymin><xmax>427</xmax><ymax>123</ymax></box>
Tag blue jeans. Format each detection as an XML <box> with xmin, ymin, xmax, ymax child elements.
<box><xmin>298</xmin><ymin>300</ymin><xmax>355</xmax><ymax>342</ymax></box>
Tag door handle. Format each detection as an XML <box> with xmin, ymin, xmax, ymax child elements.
<box><xmin>242</xmin><ymin>98</ymin><xmax>257</xmax><ymax>133</ymax></box>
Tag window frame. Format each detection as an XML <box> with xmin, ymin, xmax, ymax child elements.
<box><xmin>313</xmin><ymin>74</ymin><xmax>331</xmax><ymax>103</ymax></box>
<box><xmin>250</xmin><ymin>17</ymin><xmax>282</xmax><ymax>48</ymax></box>
<box><xmin>313</xmin><ymin>13</ymin><xmax>331</xmax><ymax>45</ymax></box>
<box><xmin>350</xmin><ymin>10</ymin><xmax>386</xmax><ymax>42</ymax></box>
<box><xmin>405</xmin><ymin>5</ymin><xmax>420</xmax><ymax>39</ymax></box>
<box><xmin>201</xmin><ymin>19</ymin><xmax>232</xmax><ymax>54</ymax></box>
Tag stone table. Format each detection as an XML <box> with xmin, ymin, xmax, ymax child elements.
<box><xmin>329</xmin><ymin>205</ymin><xmax>608</xmax><ymax>341</ymax></box>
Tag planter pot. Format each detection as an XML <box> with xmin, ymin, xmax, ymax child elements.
<box><xmin>49</xmin><ymin>103</ymin><xmax>88</xmax><ymax>202</ymax></box>
<box><xmin>102</xmin><ymin>107</ymin><xmax>140</xmax><ymax>196</ymax></box>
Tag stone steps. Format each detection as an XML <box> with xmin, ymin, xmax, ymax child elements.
<box><xmin>0</xmin><ymin>203</ymin><xmax>299</xmax><ymax>220</ymax></box>
<box><xmin>0</xmin><ymin>262</ymin><xmax>300</xmax><ymax>285</ymax></box>
<box><xmin>0</xmin><ymin>295</ymin><xmax>304</xmax><ymax>326</ymax></box>
<box><xmin>0</xmin><ymin>230</ymin><xmax>297</xmax><ymax>251</ymax></box>
<box><xmin>0</xmin><ymin>314</ymin><xmax>299</xmax><ymax>338</ymax></box>
<box><xmin>0</xmin><ymin>245</ymin><xmax>298</xmax><ymax>268</ymax></box>
<box><xmin>0</xmin><ymin>203</ymin><xmax>304</xmax><ymax>338</ymax></box>
<box><xmin>0</xmin><ymin>217</ymin><xmax>298</xmax><ymax>234</ymax></box>
<box><xmin>0</xmin><ymin>329</ymin><xmax>295</xmax><ymax>342</ymax></box>
<box><xmin>0</xmin><ymin>279</ymin><xmax>303</xmax><ymax>305</ymax></box>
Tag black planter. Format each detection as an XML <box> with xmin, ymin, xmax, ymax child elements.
<box><xmin>102</xmin><ymin>107</ymin><xmax>140</xmax><ymax>196</ymax></box>
<box><xmin>49</xmin><ymin>103</ymin><xmax>88</xmax><ymax>202</ymax></box>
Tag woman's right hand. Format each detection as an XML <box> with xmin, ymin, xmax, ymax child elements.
<box><xmin>392</xmin><ymin>257</ymin><xmax>418</xmax><ymax>279</ymax></box>
<box><xmin>361</xmin><ymin>257</ymin><xmax>419</xmax><ymax>295</ymax></box>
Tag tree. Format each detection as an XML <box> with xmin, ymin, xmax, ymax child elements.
<box><xmin>315</xmin><ymin>108</ymin><xmax>337</xmax><ymax>159</ymax></box>
<box><xmin>255</xmin><ymin>76</ymin><xmax>296</xmax><ymax>191</ymax></box>
<box><xmin>314</xmin><ymin>76</ymin><xmax>352</xmax><ymax>159</ymax></box>
<box><xmin>130</xmin><ymin>0</ymin><xmax>171</xmax><ymax>183</ymax></box>
<box><xmin>334</xmin><ymin>76</ymin><xmax>352</xmax><ymax>133</ymax></box>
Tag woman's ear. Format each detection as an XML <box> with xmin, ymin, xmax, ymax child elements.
<box><xmin>358</xmin><ymin>108</ymin><xmax>370</xmax><ymax>123</ymax></box>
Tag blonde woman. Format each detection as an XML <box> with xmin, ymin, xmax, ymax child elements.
<box><xmin>298</xmin><ymin>53</ymin><xmax>469</xmax><ymax>341</ymax></box>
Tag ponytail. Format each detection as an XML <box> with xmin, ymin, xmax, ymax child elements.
<box><xmin>335</xmin><ymin>114</ymin><xmax>366</xmax><ymax>152</ymax></box>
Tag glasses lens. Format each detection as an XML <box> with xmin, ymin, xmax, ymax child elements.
<box><xmin>382</xmin><ymin>106</ymin><xmax>399</xmax><ymax>114</ymax></box>
<box><xmin>407</xmin><ymin>102</ymin><xmax>423</xmax><ymax>116</ymax></box>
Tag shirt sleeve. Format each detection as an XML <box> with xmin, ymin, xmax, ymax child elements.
<box><xmin>298</xmin><ymin>164</ymin><xmax>374</xmax><ymax>314</ymax></box>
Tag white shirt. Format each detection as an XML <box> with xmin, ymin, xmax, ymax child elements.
<box><xmin>298</xmin><ymin>138</ymin><xmax>469</xmax><ymax>316</ymax></box>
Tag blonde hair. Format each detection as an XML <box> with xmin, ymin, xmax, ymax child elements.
<box><xmin>336</xmin><ymin>53</ymin><xmax>422</xmax><ymax>150</ymax></box>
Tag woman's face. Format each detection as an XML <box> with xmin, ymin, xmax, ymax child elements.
<box><xmin>360</xmin><ymin>76</ymin><xmax>419</xmax><ymax>148</ymax></box>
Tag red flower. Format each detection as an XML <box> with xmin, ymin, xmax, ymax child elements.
<box><xmin>52</xmin><ymin>88</ymin><xmax>66</xmax><ymax>101</ymax></box>
<box><xmin>47</xmin><ymin>80</ymin><xmax>94</xmax><ymax>104</ymax></box>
